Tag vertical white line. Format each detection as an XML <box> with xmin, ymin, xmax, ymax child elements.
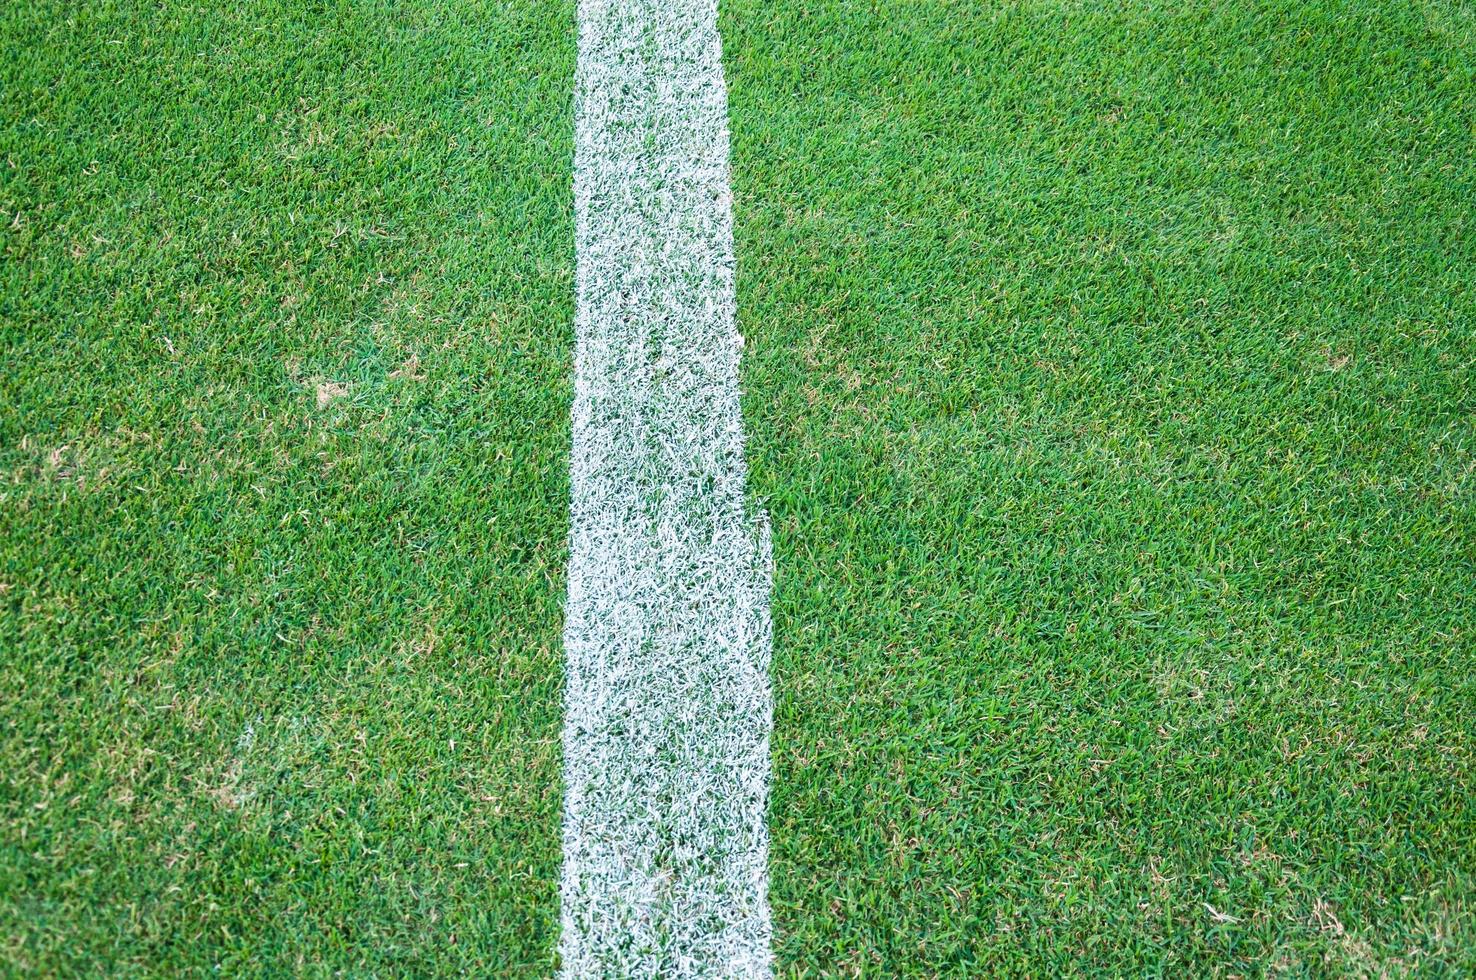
<box><xmin>560</xmin><ymin>0</ymin><xmax>773</xmax><ymax>975</ymax></box>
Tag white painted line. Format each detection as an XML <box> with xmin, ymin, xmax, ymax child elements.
<box><xmin>560</xmin><ymin>0</ymin><xmax>773</xmax><ymax>975</ymax></box>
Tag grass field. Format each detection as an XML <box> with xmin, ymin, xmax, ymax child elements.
<box><xmin>3</xmin><ymin>0</ymin><xmax>1474</xmax><ymax>974</ymax></box>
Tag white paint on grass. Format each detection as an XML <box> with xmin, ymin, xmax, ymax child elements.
<box><xmin>560</xmin><ymin>0</ymin><xmax>773</xmax><ymax>976</ymax></box>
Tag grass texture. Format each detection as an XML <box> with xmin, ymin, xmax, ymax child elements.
<box><xmin>727</xmin><ymin>0</ymin><xmax>1476</xmax><ymax>972</ymax></box>
<box><xmin>4</xmin><ymin>0</ymin><xmax>1475</xmax><ymax>974</ymax></box>
<box><xmin>2</xmin><ymin>0</ymin><xmax>574</xmax><ymax>972</ymax></box>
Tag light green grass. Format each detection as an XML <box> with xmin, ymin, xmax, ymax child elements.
<box><xmin>4</xmin><ymin>0</ymin><xmax>1475</xmax><ymax>974</ymax></box>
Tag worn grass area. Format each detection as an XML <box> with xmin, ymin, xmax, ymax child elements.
<box><xmin>726</xmin><ymin>0</ymin><xmax>1476</xmax><ymax>973</ymax></box>
<box><xmin>3</xmin><ymin>0</ymin><xmax>1475</xmax><ymax>974</ymax></box>
<box><xmin>1</xmin><ymin>0</ymin><xmax>573</xmax><ymax>973</ymax></box>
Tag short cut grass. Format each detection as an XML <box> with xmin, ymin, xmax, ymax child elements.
<box><xmin>3</xmin><ymin>0</ymin><xmax>574</xmax><ymax>972</ymax></box>
<box><xmin>728</xmin><ymin>0</ymin><xmax>1476</xmax><ymax>972</ymax></box>
<box><xmin>3</xmin><ymin>0</ymin><xmax>1475</xmax><ymax>974</ymax></box>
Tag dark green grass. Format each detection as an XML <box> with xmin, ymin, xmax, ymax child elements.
<box><xmin>2</xmin><ymin>0</ymin><xmax>573</xmax><ymax>972</ymax></box>
<box><xmin>725</xmin><ymin>0</ymin><xmax>1476</xmax><ymax>973</ymax></box>
<box><xmin>3</xmin><ymin>0</ymin><xmax>1475</xmax><ymax>974</ymax></box>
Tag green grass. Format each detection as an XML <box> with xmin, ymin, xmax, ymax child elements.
<box><xmin>4</xmin><ymin>0</ymin><xmax>1475</xmax><ymax>974</ymax></box>
<box><xmin>730</xmin><ymin>0</ymin><xmax>1476</xmax><ymax>972</ymax></box>
<box><xmin>2</xmin><ymin>0</ymin><xmax>574</xmax><ymax>972</ymax></box>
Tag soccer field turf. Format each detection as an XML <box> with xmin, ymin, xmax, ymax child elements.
<box><xmin>3</xmin><ymin>0</ymin><xmax>1474</xmax><ymax>973</ymax></box>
